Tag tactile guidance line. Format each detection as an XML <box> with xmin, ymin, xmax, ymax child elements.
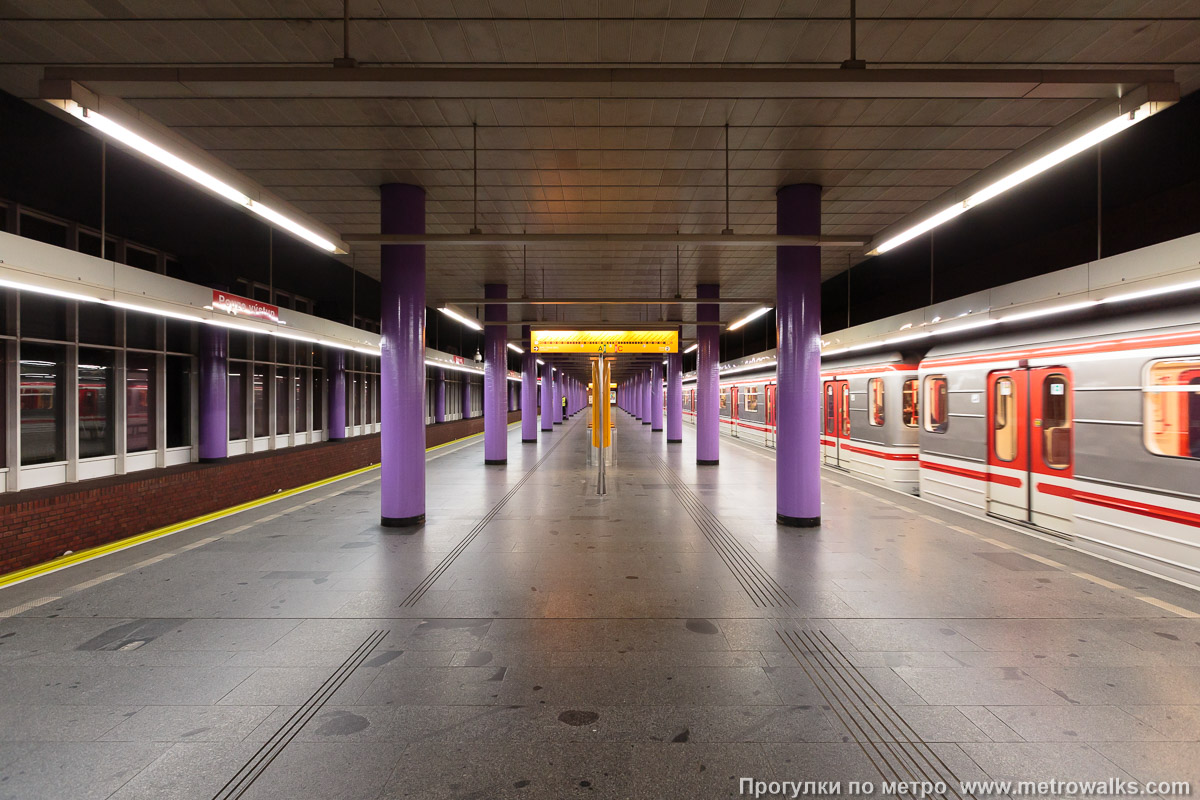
<box><xmin>401</xmin><ymin>416</ymin><xmax>583</xmax><ymax>607</ymax></box>
<box><xmin>212</xmin><ymin>629</ymin><xmax>388</xmax><ymax>800</ymax></box>
<box><xmin>778</xmin><ymin>628</ymin><xmax>976</xmax><ymax>800</ymax></box>
<box><xmin>652</xmin><ymin>456</ymin><xmax>795</xmax><ymax>608</ymax></box>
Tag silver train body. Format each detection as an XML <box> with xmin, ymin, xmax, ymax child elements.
<box><xmin>683</xmin><ymin>309</ymin><xmax>1200</xmax><ymax>588</ymax></box>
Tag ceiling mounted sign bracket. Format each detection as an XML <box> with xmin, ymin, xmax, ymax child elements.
<box><xmin>842</xmin><ymin>0</ymin><xmax>866</xmax><ymax>70</ymax></box>
<box><xmin>333</xmin><ymin>0</ymin><xmax>357</xmax><ymax>68</ymax></box>
<box><xmin>722</xmin><ymin>122</ymin><xmax>733</xmax><ymax>235</ymax></box>
<box><xmin>469</xmin><ymin>121</ymin><xmax>481</xmax><ymax>235</ymax></box>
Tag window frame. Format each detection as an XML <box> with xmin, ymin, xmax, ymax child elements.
<box><xmin>1142</xmin><ymin>358</ymin><xmax>1200</xmax><ymax>461</ymax></box>
<box><xmin>868</xmin><ymin>377</ymin><xmax>884</xmax><ymax>427</ymax></box>
<box><xmin>923</xmin><ymin>375</ymin><xmax>949</xmax><ymax>434</ymax></box>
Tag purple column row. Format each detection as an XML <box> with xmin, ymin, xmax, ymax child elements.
<box><xmin>483</xmin><ymin>283</ymin><xmax>507</xmax><ymax>465</ymax></box>
<box><xmin>696</xmin><ymin>283</ymin><xmax>720</xmax><ymax>465</ymax></box>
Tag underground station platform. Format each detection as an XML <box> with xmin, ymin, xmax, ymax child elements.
<box><xmin>2</xmin><ymin>5</ymin><xmax>1200</xmax><ymax>799</ymax></box>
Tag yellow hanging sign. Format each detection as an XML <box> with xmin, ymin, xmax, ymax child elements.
<box><xmin>531</xmin><ymin>329</ymin><xmax>678</xmax><ymax>354</ymax></box>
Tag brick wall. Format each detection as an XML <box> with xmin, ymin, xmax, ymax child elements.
<box><xmin>0</xmin><ymin>409</ymin><xmax>530</xmax><ymax>576</ymax></box>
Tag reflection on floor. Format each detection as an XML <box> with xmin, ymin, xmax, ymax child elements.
<box><xmin>0</xmin><ymin>410</ymin><xmax>1198</xmax><ymax>799</ymax></box>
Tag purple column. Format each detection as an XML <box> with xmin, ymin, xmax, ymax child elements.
<box><xmin>642</xmin><ymin>369</ymin><xmax>652</xmax><ymax>425</ymax></box>
<box><xmin>651</xmin><ymin>360</ymin><xmax>663</xmax><ymax>431</ymax></box>
<box><xmin>540</xmin><ymin>360</ymin><xmax>554</xmax><ymax>431</ymax></box>
<box><xmin>521</xmin><ymin>328</ymin><xmax>538</xmax><ymax>442</ymax></box>
<box><xmin>696</xmin><ymin>283</ymin><xmax>720</xmax><ymax>464</ymax></box>
<box><xmin>667</xmin><ymin>350</ymin><xmax>683</xmax><ymax>443</ymax></box>
<box><xmin>633</xmin><ymin>373</ymin><xmax>641</xmax><ymax>420</ymax></box>
<box><xmin>777</xmin><ymin>184</ymin><xmax>823</xmax><ymax>527</ymax></box>
<box><xmin>483</xmin><ymin>283</ymin><xmax>507</xmax><ymax>465</ymax></box>
<box><xmin>434</xmin><ymin>369</ymin><xmax>446</xmax><ymax>423</ymax></box>
<box><xmin>198</xmin><ymin>325</ymin><xmax>227</xmax><ymax>461</ymax></box>
<box><xmin>552</xmin><ymin>366</ymin><xmax>562</xmax><ymax>424</ymax></box>
<box><xmin>379</xmin><ymin>182</ymin><xmax>426</xmax><ymax>527</ymax></box>
<box><xmin>327</xmin><ymin>348</ymin><xmax>347</xmax><ymax>441</ymax></box>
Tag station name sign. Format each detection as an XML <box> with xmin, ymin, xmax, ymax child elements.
<box><xmin>531</xmin><ymin>330</ymin><xmax>678</xmax><ymax>354</ymax></box>
<box><xmin>211</xmin><ymin>290</ymin><xmax>279</xmax><ymax>323</ymax></box>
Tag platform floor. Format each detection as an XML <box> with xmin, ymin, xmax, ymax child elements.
<box><xmin>1</xmin><ymin>411</ymin><xmax>1198</xmax><ymax>799</ymax></box>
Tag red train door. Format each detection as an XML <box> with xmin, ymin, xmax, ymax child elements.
<box><xmin>729</xmin><ymin>386</ymin><xmax>740</xmax><ymax>437</ymax></box>
<box><xmin>766</xmin><ymin>384</ymin><xmax>777</xmax><ymax>449</ymax></box>
<box><xmin>986</xmin><ymin>367</ymin><xmax>1074</xmax><ymax>537</ymax></box>
<box><xmin>823</xmin><ymin>380</ymin><xmax>848</xmax><ymax>466</ymax></box>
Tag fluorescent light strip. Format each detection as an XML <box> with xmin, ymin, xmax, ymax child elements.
<box><xmin>507</xmin><ymin>343</ymin><xmax>524</xmax><ymax>353</ymax></box>
<box><xmin>684</xmin><ymin>343</ymin><xmax>698</xmax><ymax>354</ymax></box>
<box><xmin>536</xmin><ymin>359</ymin><xmax>545</xmax><ymax>365</ymax></box>
<box><xmin>63</xmin><ymin>103</ymin><xmax>341</xmax><ymax>254</ymax></box>
<box><xmin>424</xmin><ymin>359</ymin><xmax>483</xmax><ymax>375</ymax></box>
<box><xmin>437</xmin><ymin>306</ymin><xmax>482</xmax><ymax>331</ymax></box>
<box><xmin>873</xmin><ymin>103</ymin><xmax>1151</xmax><ymax>255</ymax></box>
<box><xmin>728</xmin><ymin>306</ymin><xmax>771</xmax><ymax>331</ymax></box>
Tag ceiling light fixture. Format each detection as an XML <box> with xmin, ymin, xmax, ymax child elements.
<box><xmin>507</xmin><ymin>342</ymin><xmax>524</xmax><ymax>353</ymax></box>
<box><xmin>683</xmin><ymin>343</ymin><xmax>698</xmax><ymax>354</ymax></box>
<box><xmin>437</xmin><ymin>306</ymin><xmax>482</xmax><ymax>331</ymax></box>
<box><xmin>870</xmin><ymin>103</ymin><xmax>1157</xmax><ymax>256</ymax></box>
<box><xmin>728</xmin><ymin>306</ymin><xmax>772</xmax><ymax>330</ymax></box>
<box><xmin>56</xmin><ymin>101</ymin><xmax>344</xmax><ymax>254</ymax></box>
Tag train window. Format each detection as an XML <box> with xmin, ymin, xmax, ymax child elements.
<box><xmin>1144</xmin><ymin>360</ymin><xmax>1200</xmax><ymax>459</ymax></box>
<box><xmin>824</xmin><ymin>383</ymin><xmax>835</xmax><ymax>435</ymax></box>
<box><xmin>78</xmin><ymin>348</ymin><xmax>116</xmax><ymax>458</ymax></box>
<box><xmin>719</xmin><ymin>388</ymin><xmax>728</xmax><ymax>410</ymax></box>
<box><xmin>126</xmin><ymin>352</ymin><xmax>156</xmax><ymax>453</ymax></box>
<box><xmin>902</xmin><ymin>379</ymin><xmax>918</xmax><ymax>427</ymax></box>
<box><xmin>744</xmin><ymin>389</ymin><xmax>758</xmax><ymax>412</ymax></box>
<box><xmin>993</xmin><ymin>376</ymin><xmax>1017</xmax><ymax>462</ymax></box>
<box><xmin>841</xmin><ymin>383</ymin><xmax>850</xmax><ymax>436</ymax></box>
<box><xmin>869</xmin><ymin>378</ymin><xmax>884</xmax><ymax>426</ymax></box>
<box><xmin>19</xmin><ymin>343</ymin><xmax>67</xmax><ymax>465</ymax></box>
<box><xmin>1041</xmin><ymin>374</ymin><xmax>1071</xmax><ymax>469</ymax></box>
<box><xmin>924</xmin><ymin>375</ymin><xmax>949</xmax><ymax>433</ymax></box>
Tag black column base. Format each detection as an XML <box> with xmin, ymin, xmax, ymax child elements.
<box><xmin>666</xmin><ymin>438</ymin><xmax>682</xmax><ymax>443</ymax></box>
<box><xmin>484</xmin><ymin>458</ymin><xmax>507</xmax><ymax>465</ymax></box>
<box><xmin>697</xmin><ymin>458</ymin><xmax>719</xmax><ymax>466</ymax></box>
<box><xmin>381</xmin><ymin>514</ymin><xmax>425</xmax><ymax>528</ymax></box>
<box><xmin>198</xmin><ymin>456</ymin><xmax>227</xmax><ymax>464</ymax></box>
<box><xmin>554</xmin><ymin>421</ymin><xmax>563</xmax><ymax>425</ymax></box>
<box><xmin>777</xmin><ymin>513</ymin><xmax>820</xmax><ymax>528</ymax></box>
<box><xmin>642</xmin><ymin>421</ymin><xmax>651</xmax><ymax>425</ymax></box>
<box><xmin>521</xmin><ymin>438</ymin><xmax>538</xmax><ymax>443</ymax></box>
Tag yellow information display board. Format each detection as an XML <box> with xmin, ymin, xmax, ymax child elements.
<box><xmin>532</xmin><ymin>329</ymin><xmax>677</xmax><ymax>354</ymax></box>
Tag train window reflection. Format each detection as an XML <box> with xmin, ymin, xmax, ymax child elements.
<box><xmin>253</xmin><ymin>364</ymin><xmax>269</xmax><ymax>437</ymax></box>
<box><xmin>869</xmin><ymin>378</ymin><xmax>884</xmax><ymax>426</ymax></box>
<box><xmin>126</xmin><ymin>352</ymin><xmax>156</xmax><ymax>453</ymax></box>
<box><xmin>902</xmin><ymin>379</ymin><xmax>918</xmax><ymax>427</ymax></box>
<box><xmin>20</xmin><ymin>343</ymin><xmax>66</xmax><ymax>465</ymax></box>
<box><xmin>1144</xmin><ymin>360</ymin><xmax>1200</xmax><ymax>459</ymax></box>
<box><xmin>924</xmin><ymin>376</ymin><xmax>949</xmax><ymax>433</ymax></box>
<box><xmin>228</xmin><ymin>363</ymin><xmax>247</xmax><ymax>441</ymax></box>
<box><xmin>78</xmin><ymin>349</ymin><xmax>116</xmax><ymax>458</ymax></box>
<box><xmin>719</xmin><ymin>388</ymin><xmax>728</xmax><ymax>410</ymax></box>
<box><xmin>1041</xmin><ymin>374</ymin><xmax>1071</xmax><ymax>469</ymax></box>
<box><xmin>993</xmin><ymin>376</ymin><xmax>1017</xmax><ymax>462</ymax></box>
<box><xmin>841</xmin><ymin>383</ymin><xmax>850</xmax><ymax>437</ymax></box>
<box><xmin>744</xmin><ymin>389</ymin><xmax>758</xmax><ymax>412</ymax></box>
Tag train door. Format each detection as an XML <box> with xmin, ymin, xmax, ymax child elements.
<box><xmin>765</xmin><ymin>384</ymin><xmax>777</xmax><ymax>449</ymax></box>
<box><xmin>823</xmin><ymin>379</ymin><xmax>848</xmax><ymax>467</ymax></box>
<box><xmin>729</xmin><ymin>386</ymin><xmax>740</xmax><ymax>437</ymax></box>
<box><xmin>986</xmin><ymin>368</ymin><xmax>1074</xmax><ymax>537</ymax></box>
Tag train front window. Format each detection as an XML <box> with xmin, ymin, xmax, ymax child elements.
<box><xmin>902</xmin><ymin>379</ymin><xmax>918</xmax><ymax>427</ymax></box>
<box><xmin>1041</xmin><ymin>374</ymin><xmax>1071</xmax><ymax>469</ymax></box>
<box><xmin>1144</xmin><ymin>360</ymin><xmax>1200</xmax><ymax>460</ymax></box>
<box><xmin>869</xmin><ymin>378</ymin><xmax>884</xmax><ymax>426</ymax></box>
<box><xmin>993</xmin><ymin>376</ymin><xmax>1016</xmax><ymax>462</ymax></box>
<box><xmin>924</xmin><ymin>376</ymin><xmax>948</xmax><ymax>433</ymax></box>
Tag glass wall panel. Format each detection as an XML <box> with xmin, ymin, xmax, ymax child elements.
<box><xmin>20</xmin><ymin>343</ymin><xmax>66</xmax><ymax>464</ymax></box>
<box><xmin>295</xmin><ymin>368</ymin><xmax>309</xmax><ymax>433</ymax></box>
<box><xmin>312</xmin><ymin>368</ymin><xmax>324</xmax><ymax>431</ymax></box>
<box><xmin>228</xmin><ymin>361</ymin><xmax>247</xmax><ymax>441</ymax></box>
<box><xmin>126</xmin><ymin>351</ymin><xmax>156</xmax><ymax>452</ymax></box>
<box><xmin>166</xmin><ymin>355</ymin><xmax>193</xmax><ymax>447</ymax></box>
<box><xmin>126</xmin><ymin>311</ymin><xmax>157</xmax><ymax>350</ymax></box>
<box><xmin>275</xmin><ymin>368</ymin><xmax>289</xmax><ymax>435</ymax></box>
<box><xmin>78</xmin><ymin>304</ymin><xmax>117</xmax><ymax>346</ymax></box>
<box><xmin>20</xmin><ymin>294</ymin><xmax>66</xmax><ymax>341</ymax></box>
<box><xmin>253</xmin><ymin>364</ymin><xmax>268</xmax><ymax>437</ymax></box>
<box><xmin>78</xmin><ymin>348</ymin><xmax>116</xmax><ymax>458</ymax></box>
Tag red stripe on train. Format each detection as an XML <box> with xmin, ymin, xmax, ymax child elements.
<box><xmin>1037</xmin><ymin>482</ymin><xmax>1200</xmax><ymax>529</ymax></box>
<box><xmin>920</xmin><ymin>459</ymin><xmax>1023</xmax><ymax>487</ymax></box>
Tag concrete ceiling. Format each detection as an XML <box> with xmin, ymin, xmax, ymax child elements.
<box><xmin>1</xmin><ymin>1</ymin><xmax>1198</xmax><ymax>334</ymax></box>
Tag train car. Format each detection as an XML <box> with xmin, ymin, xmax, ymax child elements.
<box><xmin>916</xmin><ymin>307</ymin><xmax>1200</xmax><ymax>588</ymax></box>
<box><xmin>820</xmin><ymin>354</ymin><xmax>921</xmax><ymax>493</ymax></box>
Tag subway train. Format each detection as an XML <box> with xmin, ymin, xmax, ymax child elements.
<box><xmin>684</xmin><ymin>307</ymin><xmax>1200</xmax><ymax>588</ymax></box>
